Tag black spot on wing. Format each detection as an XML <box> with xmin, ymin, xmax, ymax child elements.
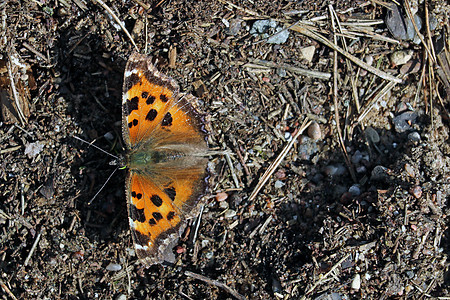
<box><xmin>160</xmin><ymin>94</ymin><xmax>169</xmax><ymax>102</ymax></box>
<box><xmin>127</xmin><ymin>96</ymin><xmax>139</xmax><ymax>115</ymax></box>
<box><xmin>130</xmin><ymin>205</ymin><xmax>146</xmax><ymax>223</ymax></box>
<box><xmin>132</xmin><ymin>191</ymin><xmax>142</xmax><ymax>199</ymax></box>
<box><xmin>161</xmin><ymin>112</ymin><xmax>173</xmax><ymax>127</ymax></box>
<box><xmin>141</xmin><ymin>91</ymin><xmax>149</xmax><ymax>99</ymax></box>
<box><xmin>124</xmin><ymin>73</ymin><xmax>141</xmax><ymax>92</ymax></box>
<box><xmin>167</xmin><ymin>211</ymin><xmax>175</xmax><ymax>221</ymax></box>
<box><xmin>151</xmin><ymin>195</ymin><xmax>163</xmax><ymax>207</ymax></box>
<box><xmin>164</xmin><ymin>187</ymin><xmax>176</xmax><ymax>201</ymax></box>
<box><xmin>146</xmin><ymin>109</ymin><xmax>158</xmax><ymax>121</ymax></box>
<box><xmin>146</xmin><ymin>96</ymin><xmax>156</xmax><ymax>105</ymax></box>
<box><xmin>152</xmin><ymin>212</ymin><xmax>163</xmax><ymax>221</ymax></box>
<box><xmin>149</xmin><ymin>218</ymin><xmax>157</xmax><ymax>226</ymax></box>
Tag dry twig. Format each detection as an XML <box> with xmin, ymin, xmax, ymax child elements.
<box><xmin>91</xmin><ymin>0</ymin><xmax>139</xmax><ymax>52</ymax></box>
<box><xmin>300</xmin><ymin>253</ymin><xmax>351</xmax><ymax>299</ymax></box>
<box><xmin>24</xmin><ymin>228</ymin><xmax>43</xmax><ymax>266</ymax></box>
<box><xmin>245</xmin><ymin>59</ymin><xmax>331</xmax><ymax>80</ymax></box>
<box><xmin>329</xmin><ymin>6</ymin><xmax>356</xmax><ymax>182</ymax></box>
<box><xmin>6</xmin><ymin>56</ymin><xmax>26</xmax><ymax>126</ymax></box>
<box><xmin>185</xmin><ymin>271</ymin><xmax>246</xmax><ymax>300</ymax></box>
<box><xmin>249</xmin><ymin>118</ymin><xmax>311</xmax><ymax>202</ymax></box>
<box><xmin>0</xmin><ymin>278</ymin><xmax>18</xmax><ymax>300</ymax></box>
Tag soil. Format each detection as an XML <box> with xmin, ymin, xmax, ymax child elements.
<box><xmin>0</xmin><ymin>0</ymin><xmax>449</xmax><ymax>299</ymax></box>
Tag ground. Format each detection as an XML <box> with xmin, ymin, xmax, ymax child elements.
<box><xmin>0</xmin><ymin>0</ymin><xmax>449</xmax><ymax>299</ymax></box>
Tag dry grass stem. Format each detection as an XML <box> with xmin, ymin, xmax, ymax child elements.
<box><xmin>289</xmin><ymin>23</ymin><xmax>403</xmax><ymax>83</ymax></box>
<box><xmin>0</xmin><ymin>279</ymin><xmax>18</xmax><ymax>300</ymax></box>
<box><xmin>357</xmin><ymin>74</ymin><xmax>404</xmax><ymax>123</ymax></box>
<box><xmin>300</xmin><ymin>253</ymin><xmax>352</xmax><ymax>299</ymax></box>
<box><xmin>249</xmin><ymin>118</ymin><xmax>311</xmax><ymax>202</ymax></box>
<box><xmin>24</xmin><ymin>228</ymin><xmax>43</xmax><ymax>266</ymax></box>
<box><xmin>92</xmin><ymin>0</ymin><xmax>139</xmax><ymax>52</ymax></box>
<box><xmin>6</xmin><ymin>56</ymin><xmax>26</xmax><ymax>126</ymax></box>
<box><xmin>403</xmin><ymin>0</ymin><xmax>436</xmax><ymax>64</ymax></box>
<box><xmin>185</xmin><ymin>271</ymin><xmax>246</xmax><ymax>300</ymax></box>
<box><xmin>245</xmin><ymin>59</ymin><xmax>332</xmax><ymax>80</ymax></box>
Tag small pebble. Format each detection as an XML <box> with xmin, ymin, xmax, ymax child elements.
<box><xmin>224</xmin><ymin>209</ymin><xmax>236</xmax><ymax>218</ymax></box>
<box><xmin>364</xmin><ymin>55</ymin><xmax>373</xmax><ymax>66</ymax></box>
<box><xmin>250</xmin><ymin>19</ymin><xmax>289</xmax><ymax>44</ymax></box>
<box><xmin>277</xmin><ymin>68</ymin><xmax>287</xmax><ymax>77</ymax></box>
<box><xmin>422</xmin><ymin>249</ymin><xmax>432</xmax><ymax>255</ymax></box>
<box><xmin>115</xmin><ymin>294</ymin><xmax>127</xmax><ymax>300</ymax></box>
<box><xmin>204</xmin><ymin>251</ymin><xmax>214</xmax><ymax>259</ymax></box>
<box><xmin>106</xmin><ymin>263</ymin><xmax>122</xmax><ymax>271</ymax></box>
<box><xmin>390</xmin><ymin>50</ymin><xmax>414</xmax><ymax>66</ymax></box>
<box><xmin>351</xmin><ymin>274</ymin><xmax>361</xmax><ymax>290</ymax></box>
<box><xmin>356</xmin><ymin>165</ymin><xmax>367</xmax><ymax>173</ymax></box>
<box><xmin>349</xmin><ymin>185</ymin><xmax>361</xmax><ymax>197</ymax></box>
<box><xmin>365</xmin><ymin>127</ymin><xmax>379</xmax><ymax>143</ymax></box>
<box><xmin>307</xmin><ymin>121</ymin><xmax>322</xmax><ymax>140</ymax></box>
<box><xmin>215</xmin><ymin>192</ymin><xmax>228</xmax><ymax>202</ymax></box>
<box><xmin>104</xmin><ymin>131</ymin><xmax>114</xmax><ymax>141</ymax></box>
<box><xmin>226</xmin><ymin>18</ymin><xmax>242</xmax><ymax>36</ymax></box>
<box><xmin>404</xmin><ymin>163</ymin><xmax>415</xmax><ymax>177</ymax></box>
<box><xmin>410</xmin><ymin>185</ymin><xmax>422</xmax><ymax>199</ymax></box>
<box><xmin>267</xmin><ymin>28</ymin><xmax>289</xmax><ymax>44</ymax></box>
<box><xmin>408</xmin><ymin>131</ymin><xmax>421</xmax><ymax>142</ymax></box>
<box><xmin>250</xmin><ymin>19</ymin><xmax>278</xmax><ymax>35</ymax></box>
<box><xmin>324</xmin><ymin>164</ymin><xmax>346</xmax><ymax>177</ymax></box>
<box><xmin>400</xmin><ymin>59</ymin><xmax>421</xmax><ymax>74</ymax></box>
<box><xmin>298</xmin><ymin>136</ymin><xmax>319</xmax><ymax>160</ymax></box>
<box><xmin>274</xmin><ymin>180</ymin><xmax>285</xmax><ymax>188</ymax></box>
<box><xmin>300</xmin><ymin>45</ymin><xmax>316</xmax><ymax>62</ymax></box>
<box><xmin>351</xmin><ymin>150</ymin><xmax>364</xmax><ymax>164</ymax></box>
<box><xmin>371</xmin><ymin>165</ymin><xmax>389</xmax><ymax>181</ymax></box>
<box><xmin>393</xmin><ymin>111</ymin><xmax>417</xmax><ymax>133</ymax></box>
<box><xmin>175</xmin><ymin>246</ymin><xmax>186</xmax><ymax>254</ymax></box>
<box><xmin>201</xmin><ymin>239</ymin><xmax>210</xmax><ymax>248</ymax></box>
<box><xmin>219</xmin><ymin>201</ymin><xmax>229</xmax><ymax>209</ymax></box>
<box><xmin>272</xmin><ymin>277</ymin><xmax>282</xmax><ymax>293</ymax></box>
<box><xmin>25</xmin><ymin>141</ymin><xmax>45</xmax><ymax>159</ymax></box>
<box><xmin>429</xmin><ymin>15</ymin><xmax>438</xmax><ymax>31</ymax></box>
<box><xmin>48</xmin><ymin>257</ymin><xmax>58</xmax><ymax>266</ymax></box>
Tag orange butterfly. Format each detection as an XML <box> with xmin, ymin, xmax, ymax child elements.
<box><xmin>122</xmin><ymin>53</ymin><xmax>210</xmax><ymax>266</ymax></box>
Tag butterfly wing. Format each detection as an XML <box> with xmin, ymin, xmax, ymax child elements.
<box><xmin>122</xmin><ymin>52</ymin><xmax>181</xmax><ymax>148</ymax></box>
<box><xmin>125</xmin><ymin>157</ymin><xmax>209</xmax><ymax>265</ymax></box>
<box><xmin>122</xmin><ymin>53</ymin><xmax>210</xmax><ymax>266</ymax></box>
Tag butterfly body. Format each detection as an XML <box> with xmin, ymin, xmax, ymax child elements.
<box><xmin>122</xmin><ymin>53</ymin><xmax>210</xmax><ymax>266</ymax></box>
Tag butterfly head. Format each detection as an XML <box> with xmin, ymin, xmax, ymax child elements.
<box><xmin>109</xmin><ymin>155</ymin><xmax>128</xmax><ymax>169</ymax></box>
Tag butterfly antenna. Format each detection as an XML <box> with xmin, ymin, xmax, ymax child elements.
<box><xmin>88</xmin><ymin>166</ymin><xmax>119</xmax><ymax>205</ymax></box>
<box><xmin>74</xmin><ymin>136</ymin><xmax>119</xmax><ymax>160</ymax></box>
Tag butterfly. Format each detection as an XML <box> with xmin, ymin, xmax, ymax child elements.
<box><xmin>122</xmin><ymin>52</ymin><xmax>210</xmax><ymax>266</ymax></box>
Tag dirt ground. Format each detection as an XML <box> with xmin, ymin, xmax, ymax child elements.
<box><xmin>0</xmin><ymin>0</ymin><xmax>449</xmax><ymax>299</ymax></box>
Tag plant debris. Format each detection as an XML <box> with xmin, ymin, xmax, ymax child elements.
<box><xmin>0</xmin><ymin>0</ymin><xmax>449</xmax><ymax>299</ymax></box>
